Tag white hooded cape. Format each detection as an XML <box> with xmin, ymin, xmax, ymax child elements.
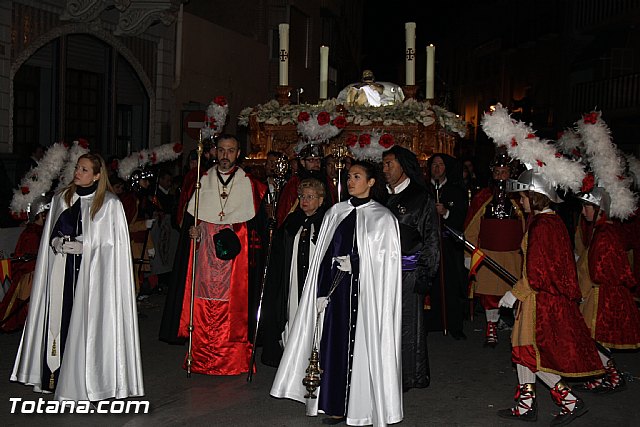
<box><xmin>270</xmin><ymin>199</ymin><xmax>403</xmax><ymax>426</ymax></box>
<box><xmin>11</xmin><ymin>190</ymin><xmax>144</xmax><ymax>401</ymax></box>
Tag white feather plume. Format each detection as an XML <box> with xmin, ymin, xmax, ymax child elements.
<box><xmin>481</xmin><ymin>103</ymin><xmax>585</xmax><ymax>193</ymax></box>
<box><xmin>118</xmin><ymin>143</ymin><xmax>183</xmax><ymax>180</ymax></box>
<box><xmin>624</xmin><ymin>152</ymin><xmax>640</xmax><ymax>190</ymax></box>
<box><xmin>576</xmin><ymin>111</ymin><xmax>637</xmax><ymax>219</ymax></box>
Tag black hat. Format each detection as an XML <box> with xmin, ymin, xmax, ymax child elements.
<box><xmin>213</xmin><ymin>228</ymin><xmax>241</xmax><ymax>260</ymax></box>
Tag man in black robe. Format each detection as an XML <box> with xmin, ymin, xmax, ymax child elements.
<box><xmin>425</xmin><ymin>153</ymin><xmax>469</xmax><ymax>340</ymax></box>
<box><xmin>382</xmin><ymin>145</ymin><xmax>440</xmax><ymax>391</ymax></box>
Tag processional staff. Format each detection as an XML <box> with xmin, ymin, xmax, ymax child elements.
<box><xmin>247</xmin><ymin>154</ymin><xmax>289</xmax><ymax>382</ymax></box>
<box><xmin>331</xmin><ymin>144</ymin><xmax>350</xmax><ymax>202</ymax></box>
<box><xmin>186</xmin><ymin>129</ymin><xmax>205</xmax><ymax>378</ymax></box>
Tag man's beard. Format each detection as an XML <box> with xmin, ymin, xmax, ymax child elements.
<box><xmin>218</xmin><ymin>159</ymin><xmax>235</xmax><ymax>172</ymax></box>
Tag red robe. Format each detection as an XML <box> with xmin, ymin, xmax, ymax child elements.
<box><xmin>586</xmin><ymin>222</ymin><xmax>640</xmax><ymax>348</ymax></box>
<box><xmin>511</xmin><ymin>213</ymin><xmax>603</xmax><ymax>377</ymax></box>
<box><xmin>0</xmin><ymin>222</ymin><xmax>43</xmax><ymax>332</ymax></box>
<box><xmin>178</xmin><ymin>173</ymin><xmax>267</xmax><ymax>375</ymax></box>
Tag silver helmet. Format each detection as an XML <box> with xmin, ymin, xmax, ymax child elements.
<box><xmin>506</xmin><ymin>169</ymin><xmax>563</xmax><ymax>203</ymax></box>
<box><xmin>26</xmin><ymin>194</ymin><xmax>51</xmax><ymax>223</ymax></box>
<box><xmin>576</xmin><ymin>186</ymin><xmax>611</xmax><ymax>214</ymax></box>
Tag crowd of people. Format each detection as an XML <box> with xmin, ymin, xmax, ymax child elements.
<box><xmin>3</xmin><ymin>120</ymin><xmax>640</xmax><ymax>426</ymax></box>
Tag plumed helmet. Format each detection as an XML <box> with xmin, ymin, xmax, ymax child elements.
<box><xmin>576</xmin><ymin>186</ymin><xmax>611</xmax><ymax>214</ymax></box>
<box><xmin>490</xmin><ymin>150</ymin><xmax>512</xmax><ymax>170</ymax></box>
<box><xmin>506</xmin><ymin>169</ymin><xmax>563</xmax><ymax>203</ymax></box>
<box><xmin>27</xmin><ymin>194</ymin><xmax>51</xmax><ymax>223</ymax></box>
<box><xmin>128</xmin><ymin>168</ymin><xmax>154</xmax><ymax>191</ymax></box>
<box><xmin>299</xmin><ymin>143</ymin><xmax>323</xmax><ymax>159</ymax></box>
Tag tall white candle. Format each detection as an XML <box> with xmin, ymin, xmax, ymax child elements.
<box><xmin>405</xmin><ymin>22</ymin><xmax>416</xmax><ymax>85</ymax></box>
<box><xmin>426</xmin><ymin>44</ymin><xmax>435</xmax><ymax>99</ymax></box>
<box><xmin>279</xmin><ymin>23</ymin><xmax>289</xmax><ymax>86</ymax></box>
<box><xmin>319</xmin><ymin>45</ymin><xmax>329</xmax><ymax>100</ymax></box>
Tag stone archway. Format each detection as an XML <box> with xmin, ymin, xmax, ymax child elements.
<box><xmin>9</xmin><ymin>22</ymin><xmax>156</xmax><ymax>154</ymax></box>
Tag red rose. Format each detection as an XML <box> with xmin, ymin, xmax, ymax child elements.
<box><xmin>173</xmin><ymin>143</ymin><xmax>183</xmax><ymax>153</ymax></box>
<box><xmin>214</xmin><ymin>96</ymin><xmax>227</xmax><ymax>107</ymax></box>
<box><xmin>358</xmin><ymin>133</ymin><xmax>371</xmax><ymax>147</ymax></box>
<box><xmin>78</xmin><ymin>138</ymin><xmax>89</xmax><ymax>149</ymax></box>
<box><xmin>536</xmin><ymin>159</ymin><xmax>545</xmax><ymax>167</ymax></box>
<box><xmin>526</xmin><ymin>133</ymin><xmax>536</xmax><ymax>139</ymax></box>
<box><xmin>346</xmin><ymin>134</ymin><xmax>358</xmax><ymax>147</ymax></box>
<box><xmin>333</xmin><ymin>115</ymin><xmax>347</xmax><ymax>129</ymax></box>
<box><xmin>510</xmin><ymin>137</ymin><xmax>518</xmax><ymax>147</ymax></box>
<box><xmin>581</xmin><ymin>173</ymin><xmax>595</xmax><ymax>193</ymax></box>
<box><xmin>297</xmin><ymin>111</ymin><xmax>310</xmax><ymax>122</ymax></box>
<box><xmin>379</xmin><ymin>133</ymin><xmax>394</xmax><ymax>148</ymax></box>
<box><xmin>583</xmin><ymin>112</ymin><xmax>598</xmax><ymax>124</ymax></box>
<box><xmin>555</xmin><ymin>152</ymin><xmax>563</xmax><ymax>158</ymax></box>
<box><xmin>317</xmin><ymin>111</ymin><xmax>331</xmax><ymax>126</ymax></box>
<box><xmin>21</xmin><ymin>186</ymin><xmax>30</xmax><ymax>194</ymax></box>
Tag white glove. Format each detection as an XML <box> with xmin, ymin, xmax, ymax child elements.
<box><xmin>464</xmin><ymin>257</ymin><xmax>471</xmax><ymax>270</ymax></box>
<box><xmin>145</xmin><ymin>219</ymin><xmax>155</xmax><ymax>229</ymax></box>
<box><xmin>316</xmin><ymin>297</ymin><xmax>329</xmax><ymax>314</ymax></box>
<box><xmin>499</xmin><ymin>291</ymin><xmax>517</xmax><ymax>308</ymax></box>
<box><xmin>333</xmin><ymin>255</ymin><xmax>352</xmax><ymax>273</ymax></box>
<box><xmin>61</xmin><ymin>240</ymin><xmax>83</xmax><ymax>255</ymax></box>
<box><xmin>147</xmin><ymin>248</ymin><xmax>156</xmax><ymax>258</ymax></box>
<box><xmin>52</xmin><ymin>237</ymin><xmax>65</xmax><ymax>254</ymax></box>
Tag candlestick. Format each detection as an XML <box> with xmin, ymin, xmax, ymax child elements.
<box><xmin>405</xmin><ymin>22</ymin><xmax>416</xmax><ymax>86</ymax></box>
<box><xmin>426</xmin><ymin>44</ymin><xmax>435</xmax><ymax>100</ymax></box>
<box><xmin>319</xmin><ymin>46</ymin><xmax>329</xmax><ymax>100</ymax></box>
<box><xmin>279</xmin><ymin>23</ymin><xmax>290</xmax><ymax>86</ymax></box>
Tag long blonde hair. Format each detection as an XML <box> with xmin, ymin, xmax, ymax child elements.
<box><xmin>63</xmin><ymin>153</ymin><xmax>114</xmax><ymax>220</ymax></box>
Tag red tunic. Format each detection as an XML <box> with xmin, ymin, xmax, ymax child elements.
<box><xmin>512</xmin><ymin>213</ymin><xmax>603</xmax><ymax>376</ymax></box>
<box><xmin>587</xmin><ymin>222</ymin><xmax>640</xmax><ymax>348</ymax></box>
<box><xmin>178</xmin><ymin>174</ymin><xmax>267</xmax><ymax>375</ymax></box>
<box><xmin>0</xmin><ymin>223</ymin><xmax>43</xmax><ymax>332</ymax></box>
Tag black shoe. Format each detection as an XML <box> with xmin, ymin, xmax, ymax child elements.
<box><xmin>550</xmin><ymin>398</ymin><xmax>588</xmax><ymax>426</ymax></box>
<box><xmin>450</xmin><ymin>330</ymin><xmax>467</xmax><ymax>340</ymax></box>
<box><xmin>496</xmin><ymin>404</ymin><xmax>537</xmax><ymax>422</ymax></box>
<box><xmin>322</xmin><ymin>416</ymin><xmax>345</xmax><ymax>425</ymax></box>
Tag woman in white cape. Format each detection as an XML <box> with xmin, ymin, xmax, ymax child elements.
<box><xmin>11</xmin><ymin>153</ymin><xmax>144</xmax><ymax>401</ymax></box>
<box><xmin>270</xmin><ymin>160</ymin><xmax>403</xmax><ymax>426</ymax></box>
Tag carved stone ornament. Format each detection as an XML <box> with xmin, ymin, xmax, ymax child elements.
<box><xmin>61</xmin><ymin>0</ymin><xmax>180</xmax><ymax>36</ymax></box>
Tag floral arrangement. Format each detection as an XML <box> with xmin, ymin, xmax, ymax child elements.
<box><xmin>202</xmin><ymin>96</ymin><xmax>229</xmax><ymax>139</ymax></box>
<box><xmin>481</xmin><ymin>103</ymin><xmax>585</xmax><ymax>194</ymax></box>
<box><xmin>237</xmin><ymin>98</ymin><xmax>455</xmax><ymax>131</ymax></box>
<box><xmin>345</xmin><ymin>131</ymin><xmax>395</xmax><ymax>162</ymax></box>
<box><xmin>576</xmin><ymin>111</ymin><xmax>636</xmax><ymax>219</ymax></box>
<box><xmin>117</xmin><ymin>142</ymin><xmax>183</xmax><ymax>180</ymax></box>
<box><xmin>296</xmin><ymin>110</ymin><xmax>346</xmax><ymax>143</ymax></box>
<box><xmin>10</xmin><ymin>138</ymin><xmax>90</xmax><ymax>215</ymax></box>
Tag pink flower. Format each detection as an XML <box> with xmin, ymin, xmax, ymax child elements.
<box><xmin>297</xmin><ymin>111</ymin><xmax>310</xmax><ymax>122</ymax></box>
<box><xmin>333</xmin><ymin>115</ymin><xmax>347</xmax><ymax>129</ymax></box>
<box><xmin>379</xmin><ymin>133</ymin><xmax>394</xmax><ymax>148</ymax></box>
<box><xmin>358</xmin><ymin>133</ymin><xmax>371</xmax><ymax>147</ymax></box>
<box><xmin>317</xmin><ymin>111</ymin><xmax>331</xmax><ymax>126</ymax></box>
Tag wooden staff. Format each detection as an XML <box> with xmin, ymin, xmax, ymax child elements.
<box><xmin>186</xmin><ymin>130</ymin><xmax>204</xmax><ymax>378</ymax></box>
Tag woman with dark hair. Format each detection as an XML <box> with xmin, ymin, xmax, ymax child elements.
<box><xmin>271</xmin><ymin>160</ymin><xmax>403</xmax><ymax>425</ymax></box>
<box><xmin>11</xmin><ymin>153</ymin><xmax>144</xmax><ymax>402</ymax></box>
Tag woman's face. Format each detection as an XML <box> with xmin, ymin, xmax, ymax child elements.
<box><xmin>581</xmin><ymin>204</ymin><xmax>596</xmax><ymax>222</ymax></box>
<box><xmin>519</xmin><ymin>192</ymin><xmax>531</xmax><ymax>213</ymax></box>
<box><xmin>299</xmin><ymin>187</ymin><xmax>323</xmax><ymax>216</ymax></box>
<box><xmin>74</xmin><ymin>158</ymin><xmax>99</xmax><ymax>187</ymax></box>
<box><xmin>347</xmin><ymin>165</ymin><xmax>374</xmax><ymax>198</ymax></box>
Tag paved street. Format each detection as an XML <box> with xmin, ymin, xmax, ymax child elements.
<box><xmin>2</xmin><ymin>294</ymin><xmax>639</xmax><ymax>426</ymax></box>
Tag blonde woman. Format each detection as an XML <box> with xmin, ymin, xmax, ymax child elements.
<box><xmin>11</xmin><ymin>153</ymin><xmax>144</xmax><ymax>401</ymax></box>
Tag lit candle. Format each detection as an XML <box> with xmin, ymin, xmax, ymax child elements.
<box><xmin>426</xmin><ymin>44</ymin><xmax>435</xmax><ymax>100</ymax></box>
<box><xmin>279</xmin><ymin>23</ymin><xmax>289</xmax><ymax>86</ymax></box>
<box><xmin>405</xmin><ymin>22</ymin><xmax>416</xmax><ymax>86</ymax></box>
<box><xmin>319</xmin><ymin>46</ymin><xmax>329</xmax><ymax>100</ymax></box>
